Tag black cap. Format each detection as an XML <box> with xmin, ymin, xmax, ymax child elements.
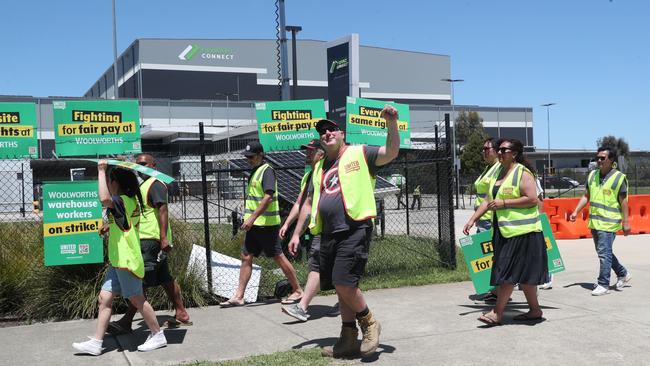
<box><xmin>243</xmin><ymin>141</ymin><xmax>264</xmax><ymax>157</ymax></box>
<box><xmin>300</xmin><ymin>139</ymin><xmax>322</xmax><ymax>150</ymax></box>
<box><xmin>315</xmin><ymin>119</ymin><xmax>340</xmax><ymax>135</ymax></box>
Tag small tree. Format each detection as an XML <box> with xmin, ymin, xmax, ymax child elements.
<box><xmin>456</xmin><ymin>110</ymin><xmax>485</xmax><ymax>147</ymax></box>
<box><xmin>461</xmin><ymin>130</ymin><xmax>488</xmax><ymax>176</ymax></box>
<box><xmin>596</xmin><ymin>135</ymin><xmax>630</xmax><ymax>171</ymax></box>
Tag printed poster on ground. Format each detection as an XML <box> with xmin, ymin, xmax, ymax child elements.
<box><xmin>0</xmin><ymin>102</ymin><xmax>38</xmax><ymax>158</ymax></box>
<box><xmin>458</xmin><ymin>213</ymin><xmax>565</xmax><ymax>294</ymax></box>
<box><xmin>43</xmin><ymin>181</ymin><xmax>103</xmax><ymax>266</ymax></box>
<box><xmin>53</xmin><ymin>100</ymin><xmax>141</xmax><ymax>157</ymax></box>
<box><xmin>255</xmin><ymin>99</ymin><xmax>326</xmax><ymax>151</ymax></box>
<box><xmin>345</xmin><ymin>97</ymin><xmax>411</xmax><ymax>148</ymax></box>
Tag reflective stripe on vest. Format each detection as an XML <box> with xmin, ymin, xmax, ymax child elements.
<box><xmin>308</xmin><ymin>145</ymin><xmax>376</xmax><ymax>235</ymax></box>
<box><xmin>474</xmin><ymin>162</ymin><xmax>501</xmax><ymax>222</ymax></box>
<box><xmin>587</xmin><ymin>169</ymin><xmax>626</xmax><ymax>232</ymax></box>
<box><xmin>108</xmin><ymin>195</ymin><xmax>145</xmax><ymax>278</ymax></box>
<box><xmin>139</xmin><ymin>177</ymin><xmax>172</xmax><ymax>244</ymax></box>
<box><xmin>244</xmin><ymin>163</ymin><xmax>280</xmax><ymax>226</ymax></box>
<box><xmin>489</xmin><ymin>164</ymin><xmax>542</xmax><ymax>238</ymax></box>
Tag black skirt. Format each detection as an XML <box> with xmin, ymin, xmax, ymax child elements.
<box><xmin>490</xmin><ymin>222</ymin><xmax>549</xmax><ymax>286</ymax></box>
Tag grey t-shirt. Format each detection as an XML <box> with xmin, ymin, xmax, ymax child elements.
<box><xmin>249</xmin><ymin>164</ymin><xmax>277</xmax><ymax>195</ymax></box>
<box><xmin>309</xmin><ymin>146</ymin><xmax>380</xmax><ymax>234</ymax></box>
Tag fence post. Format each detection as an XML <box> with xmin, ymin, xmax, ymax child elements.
<box><xmin>379</xmin><ymin>199</ymin><xmax>385</xmax><ymax>238</ymax></box>
<box><xmin>444</xmin><ymin>113</ymin><xmax>456</xmax><ymax>269</ymax></box>
<box><xmin>199</xmin><ymin>122</ymin><xmax>213</xmax><ymax>293</ymax></box>
<box><xmin>635</xmin><ymin>164</ymin><xmax>638</xmax><ymax>195</ymax></box>
<box><xmin>404</xmin><ymin>154</ymin><xmax>410</xmax><ymax>236</ymax></box>
<box><xmin>435</xmin><ymin>124</ymin><xmax>442</xmax><ymax>250</ymax></box>
<box><xmin>182</xmin><ymin>174</ymin><xmax>187</xmax><ymax>221</ymax></box>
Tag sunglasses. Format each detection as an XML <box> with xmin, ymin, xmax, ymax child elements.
<box><xmin>497</xmin><ymin>147</ymin><xmax>513</xmax><ymax>154</ymax></box>
<box><xmin>319</xmin><ymin>126</ymin><xmax>340</xmax><ymax>135</ymax></box>
<box><xmin>136</xmin><ymin>161</ymin><xmax>148</xmax><ymax>166</ymax></box>
<box><xmin>596</xmin><ymin>156</ymin><xmax>607</xmax><ymax>161</ymax></box>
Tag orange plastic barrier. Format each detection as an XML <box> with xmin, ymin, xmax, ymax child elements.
<box><xmin>544</xmin><ymin>195</ymin><xmax>650</xmax><ymax>239</ymax></box>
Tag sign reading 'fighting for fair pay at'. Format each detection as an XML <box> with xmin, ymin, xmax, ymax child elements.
<box><xmin>255</xmin><ymin>99</ymin><xmax>327</xmax><ymax>151</ymax></box>
<box><xmin>53</xmin><ymin>100</ymin><xmax>141</xmax><ymax>157</ymax></box>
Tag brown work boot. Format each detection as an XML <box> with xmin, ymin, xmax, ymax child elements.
<box><xmin>321</xmin><ymin>326</ymin><xmax>359</xmax><ymax>358</ymax></box>
<box><xmin>357</xmin><ymin>311</ymin><xmax>381</xmax><ymax>357</ymax></box>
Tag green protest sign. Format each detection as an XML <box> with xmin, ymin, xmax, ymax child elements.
<box><xmin>53</xmin><ymin>100</ymin><xmax>141</xmax><ymax>157</ymax></box>
<box><xmin>43</xmin><ymin>181</ymin><xmax>103</xmax><ymax>266</ymax></box>
<box><xmin>81</xmin><ymin>159</ymin><xmax>175</xmax><ymax>184</ymax></box>
<box><xmin>345</xmin><ymin>97</ymin><xmax>411</xmax><ymax>148</ymax></box>
<box><xmin>0</xmin><ymin>102</ymin><xmax>38</xmax><ymax>158</ymax></box>
<box><xmin>459</xmin><ymin>213</ymin><xmax>565</xmax><ymax>294</ymax></box>
<box><xmin>255</xmin><ymin>99</ymin><xmax>326</xmax><ymax>151</ymax></box>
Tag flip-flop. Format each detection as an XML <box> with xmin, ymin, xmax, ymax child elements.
<box><xmin>163</xmin><ymin>318</ymin><xmax>194</xmax><ymax>328</ymax></box>
<box><xmin>281</xmin><ymin>296</ymin><xmax>302</xmax><ymax>305</ymax></box>
<box><xmin>477</xmin><ymin>312</ymin><xmax>502</xmax><ymax>327</ymax></box>
<box><xmin>106</xmin><ymin>321</ymin><xmax>132</xmax><ymax>335</ymax></box>
<box><xmin>513</xmin><ymin>313</ymin><xmax>543</xmax><ymax>321</ymax></box>
<box><xmin>219</xmin><ymin>298</ymin><xmax>245</xmax><ymax>308</ymax></box>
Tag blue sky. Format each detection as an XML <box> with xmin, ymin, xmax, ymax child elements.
<box><xmin>1</xmin><ymin>0</ymin><xmax>648</xmax><ymax>150</ymax></box>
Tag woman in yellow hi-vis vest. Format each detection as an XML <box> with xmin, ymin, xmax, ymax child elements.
<box><xmin>73</xmin><ymin>162</ymin><xmax>166</xmax><ymax>355</ymax></box>
<box><xmin>463</xmin><ymin>139</ymin><xmax>548</xmax><ymax>326</ymax></box>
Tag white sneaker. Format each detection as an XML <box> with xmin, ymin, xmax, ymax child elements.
<box><xmin>591</xmin><ymin>284</ymin><xmax>610</xmax><ymax>296</ymax></box>
<box><xmin>615</xmin><ymin>273</ymin><xmax>632</xmax><ymax>289</ymax></box>
<box><xmin>137</xmin><ymin>330</ymin><xmax>167</xmax><ymax>352</ymax></box>
<box><xmin>72</xmin><ymin>337</ymin><xmax>103</xmax><ymax>356</ymax></box>
<box><xmin>539</xmin><ymin>282</ymin><xmax>553</xmax><ymax>290</ymax></box>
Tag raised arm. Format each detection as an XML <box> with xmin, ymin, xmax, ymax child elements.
<box><xmin>375</xmin><ymin>105</ymin><xmax>400</xmax><ymax>167</ymax></box>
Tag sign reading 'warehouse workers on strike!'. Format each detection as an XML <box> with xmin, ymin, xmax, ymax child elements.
<box><xmin>0</xmin><ymin>102</ymin><xmax>39</xmax><ymax>159</ymax></box>
<box><xmin>53</xmin><ymin>100</ymin><xmax>141</xmax><ymax>157</ymax></box>
<box><xmin>345</xmin><ymin>97</ymin><xmax>411</xmax><ymax>148</ymax></box>
<box><xmin>43</xmin><ymin>181</ymin><xmax>103</xmax><ymax>266</ymax></box>
<box><xmin>255</xmin><ymin>99</ymin><xmax>326</xmax><ymax>151</ymax></box>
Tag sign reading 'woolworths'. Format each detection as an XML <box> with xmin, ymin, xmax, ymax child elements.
<box><xmin>345</xmin><ymin>97</ymin><xmax>411</xmax><ymax>148</ymax></box>
<box><xmin>0</xmin><ymin>102</ymin><xmax>38</xmax><ymax>158</ymax></box>
<box><xmin>43</xmin><ymin>181</ymin><xmax>103</xmax><ymax>266</ymax></box>
<box><xmin>53</xmin><ymin>100</ymin><xmax>141</xmax><ymax>157</ymax></box>
<box><xmin>255</xmin><ymin>99</ymin><xmax>326</xmax><ymax>151</ymax></box>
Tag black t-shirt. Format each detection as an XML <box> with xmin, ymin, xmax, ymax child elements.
<box><xmin>309</xmin><ymin>145</ymin><xmax>380</xmax><ymax>234</ymax></box>
<box><xmin>108</xmin><ymin>195</ymin><xmax>129</xmax><ymax>230</ymax></box>
<box><xmin>146</xmin><ymin>180</ymin><xmax>168</xmax><ymax>208</ymax></box>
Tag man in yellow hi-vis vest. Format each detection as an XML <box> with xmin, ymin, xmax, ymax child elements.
<box><xmin>220</xmin><ymin>141</ymin><xmax>303</xmax><ymax>307</ymax></box>
<box><xmin>570</xmin><ymin>146</ymin><xmax>632</xmax><ymax>296</ymax></box>
<box><xmin>290</xmin><ymin>105</ymin><xmax>400</xmax><ymax>359</ymax></box>
<box><xmin>108</xmin><ymin>153</ymin><xmax>192</xmax><ymax>334</ymax></box>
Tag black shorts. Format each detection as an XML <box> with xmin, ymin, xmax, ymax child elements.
<box><xmin>307</xmin><ymin>235</ymin><xmax>321</xmax><ymax>273</ymax></box>
<box><xmin>319</xmin><ymin>227</ymin><xmax>372</xmax><ymax>291</ymax></box>
<box><xmin>243</xmin><ymin>225</ymin><xmax>283</xmax><ymax>258</ymax></box>
<box><xmin>141</xmin><ymin>239</ymin><xmax>174</xmax><ymax>288</ymax></box>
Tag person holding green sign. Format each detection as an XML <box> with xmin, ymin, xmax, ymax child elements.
<box><xmin>472</xmin><ymin>137</ymin><xmax>501</xmax><ymax>302</ymax></box>
<box><xmin>107</xmin><ymin>153</ymin><xmax>191</xmax><ymax>334</ymax></box>
<box><xmin>289</xmin><ymin>105</ymin><xmax>400</xmax><ymax>358</ymax></box>
<box><xmin>73</xmin><ymin>162</ymin><xmax>166</xmax><ymax>356</ymax></box>
<box><xmin>463</xmin><ymin>138</ymin><xmax>548</xmax><ymax>326</ymax></box>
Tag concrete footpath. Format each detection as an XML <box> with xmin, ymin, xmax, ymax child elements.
<box><xmin>2</xmin><ymin>210</ymin><xmax>650</xmax><ymax>365</ymax></box>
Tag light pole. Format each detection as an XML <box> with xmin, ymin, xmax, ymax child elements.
<box><xmin>541</xmin><ymin>103</ymin><xmax>556</xmax><ymax>175</ymax></box>
<box><xmin>217</xmin><ymin>92</ymin><xmax>239</xmax><ymax>152</ymax></box>
<box><xmin>285</xmin><ymin>25</ymin><xmax>302</xmax><ymax>100</ymax></box>
<box><xmin>111</xmin><ymin>0</ymin><xmax>119</xmax><ymax>99</ymax></box>
<box><xmin>441</xmin><ymin>78</ymin><xmax>464</xmax><ymax>208</ymax></box>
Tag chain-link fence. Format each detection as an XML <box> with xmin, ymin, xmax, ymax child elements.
<box><xmin>0</xmin><ymin>118</ymin><xmax>455</xmax><ymax>320</ymax></box>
